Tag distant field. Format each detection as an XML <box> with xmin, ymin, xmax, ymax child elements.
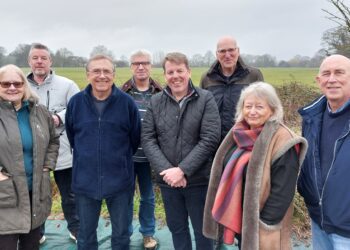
<box><xmin>28</xmin><ymin>67</ymin><xmax>319</xmax><ymax>90</ymax></box>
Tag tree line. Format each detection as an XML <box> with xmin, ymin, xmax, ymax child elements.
<box><xmin>0</xmin><ymin>43</ymin><xmax>329</xmax><ymax>68</ymax></box>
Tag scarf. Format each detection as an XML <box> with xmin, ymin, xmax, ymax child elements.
<box><xmin>212</xmin><ymin>121</ymin><xmax>263</xmax><ymax>244</ymax></box>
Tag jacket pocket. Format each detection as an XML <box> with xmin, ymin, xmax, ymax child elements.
<box><xmin>40</xmin><ymin>172</ymin><xmax>52</xmax><ymax>201</ymax></box>
<box><xmin>0</xmin><ymin>178</ymin><xmax>18</xmax><ymax>208</ymax></box>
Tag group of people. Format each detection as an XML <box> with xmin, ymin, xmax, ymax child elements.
<box><xmin>0</xmin><ymin>35</ymin><xmax>349</xmax><ymax>250</ymax></box>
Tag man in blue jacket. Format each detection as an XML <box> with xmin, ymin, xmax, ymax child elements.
<box><xmin>298</xmin><ymin>54</ymin><xmax>350</xmax><ymax>249</ymax></box>
<box><xmin>66</xmin><ymin>54</ymin><xmax>141</xmax><ymax>250</ymax></box>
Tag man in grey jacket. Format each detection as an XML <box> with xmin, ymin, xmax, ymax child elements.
<box><xmin>27</xmin><ymin>43</ymin><xmax>80</xmax><ymax>244</ymax></box>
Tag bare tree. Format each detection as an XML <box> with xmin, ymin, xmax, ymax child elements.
<box><xmin>8</xmin><ymin>44</ymin><xmax>32</xmax><ymax>67</ymax></box>
<box><xmin>203</xmin><ymin>50</ymin><xmax>215</xmax><ymax>67</ymax></box>
<box><xmin>153</xmin><ymin>50</ymin><xmax>165</xmax><ymax>67</ymax></box>
<box><xmin>0</xmin><ymin>46</ymin><xmax>6</xmax><ymax>66</ymax></box>
<box><xmin>323</xmin><ymin>0</ymin><xmax>350</xmax><ymax>31</ymax></box>
<box><xmin>90</xmin><ymin>45</ymin><xmax>115</xmax><ymax>60</ymax></box>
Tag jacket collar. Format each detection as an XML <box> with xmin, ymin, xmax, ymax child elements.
<box><xmin>83</xmin><ymin>83</ymin><xmax>120</xmax><ymax>101</ymax></box>
<box><xmin>207</xmin><ymin>56</ymin><xmax>249</xmax><ymax>78</ymax></box>
<box><xmin>121</xmin><ymin>77</ymin><xmax>162</xmax><ymax>93</ymax></box>
<box><xmin>27</xmin><ymin>70</ymin><xmax>54</xmax><ymax>86</ymax></box>
<box><xmin>0</xmin><ymin>98</ymin><xmax>37</xmax><ymax>110</ymax></box>
<box><xmin>298</xmin><ymin>95</ymin><xmax>326</xmax><ymax>118</ymax></box>
<box><xmin>164</xmin><ymin>79</ymin><xmax>198</xmax><ymax>100</ymax></box>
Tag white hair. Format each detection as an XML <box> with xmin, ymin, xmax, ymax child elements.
<box><xmin>235</xmin><ymin>82</ymin><xmax>284</xmax><ymax>123</ymax></box>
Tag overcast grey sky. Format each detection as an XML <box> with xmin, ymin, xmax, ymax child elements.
<box><xmin>1</xmin><ymin>0</ymin><xmax>337</xmax><ymax>61</ymax></box>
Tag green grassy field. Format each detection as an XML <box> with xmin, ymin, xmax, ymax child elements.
<box><xmin>41</xmin><ymin>67</ymin><xmax>319</xmax><ymax>89</ymax></box>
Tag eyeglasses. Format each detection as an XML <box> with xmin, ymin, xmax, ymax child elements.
<box><xmin>0</xmin><ymin>81</ymin><xmax>24</xmax><ymax>88</ymax></box>
<box><xmin>88</xmin><ymin>69</ymin><xmax>114</xmax><ymax>76</ymax></box>
<box><xmin>217</xmin><ymin>48</ymin><xmax>238</xmax><ymax>55</ymax></box>
<box><xmin>131</xmin><ymin>61</ymin><xmax>151</xmax><ymax>67</ymax></box>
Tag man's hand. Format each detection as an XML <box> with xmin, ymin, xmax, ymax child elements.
<box><xmin>173</xmin><ymin>176</ymin><xmax>187</xmax><ymax>188</ymax></box>
<box><xmin>43</xmin><ymin>167</ymin><xmax>50</xmax><ymax>172</ymax></box>
<box><xmin>160</xmin><ymin>167</ymin><xmax>186</xmax><ymax>187</ymax></box>
<box><xmin>52</xmin><ymin>114</ymin><xmax>60</xmax><ymax>127</ymax></box>
<box><xmin>0</xmin><ymin>172</ymin><xmax>9</xmax><ymax>181</ymax></box>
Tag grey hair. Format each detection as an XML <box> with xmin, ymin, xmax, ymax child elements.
<box><xmin>235</xmin><ymin>82</ymin><xmax>283</xmax><ymax>123</ymax></box>
<box><xmin>28</xmin><ymin>43</ymin><xmax>52</xmax><ymax>60</ymax></box>
<box><xmin>0</xmin><ymin>64</ymin><xmax>39</xmax><ymax>102</ymax></box>
<box><xmin>85</xmin><ymin>54</ymin><xmax>115</xmax><ymax>72</ymax></box>
<box><xmin>129</xmin><ymin>49</ymin><xmax>153</xmax><ymax>65</ymax></box>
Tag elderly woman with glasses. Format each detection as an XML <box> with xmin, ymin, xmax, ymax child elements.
<box><xmin>0</xmin><ymin>64</ymin><xmax>59</xmax><ymax>250</ymax></box>
<box><xmin>203</xmin><ymin>82</ymin><xmax>308</xmax><ymax>250</ymax></box>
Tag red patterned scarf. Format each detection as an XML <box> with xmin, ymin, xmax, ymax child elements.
<box><xmin>212</xmin><ymin>121</ymin><xmax>263</xmax><ymax>244</ymax></box>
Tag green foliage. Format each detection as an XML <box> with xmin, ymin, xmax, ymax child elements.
<box><xmin>276</xmin><ymin>82</ymin><xmax>320</xmax><ymax>129</ymax></box>
<box><xmin>293</xmin><ymin>193</ymin><xmax>311</xmax><ymax>245</ymax></box>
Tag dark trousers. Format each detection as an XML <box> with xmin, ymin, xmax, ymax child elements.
<box><xmin>41</xmin><ymin>167</ymin><xmax>79</xmax><ymax>236</ymax></box>
<box><xmin>160</xmin><ymin>185</ymin><xmax>213</xmax><ymax>250</ymax></box>
<box><xmin>0</xmin><ymin>227</ymin><xmax>41</xmax><ymax>250</ymax></box>
<box><xmin>0</xmin><ymin>192</ymin><xmax>41</xmax><ymax>250</ymax></box>
<box><xmin>76</xmin><ymin>188</ymin><xmax>133</xmax><ymax>250</ymax></box>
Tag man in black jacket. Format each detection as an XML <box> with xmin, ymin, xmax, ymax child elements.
<box><xmin>142</xmin><ymin>52</ymin><xmax>221</xmax><ymax>250</ymax></box>
<box><xmin>200</xmin><ymin>36</ymin><xmax>263</xmax><ymax>139</ymax></box>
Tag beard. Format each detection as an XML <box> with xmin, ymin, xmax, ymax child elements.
<box><xmin>33</xmin><ymin>68</ymin><xmax>49</xmax><ymax>77</ymax></box>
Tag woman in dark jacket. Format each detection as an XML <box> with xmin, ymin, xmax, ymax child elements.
<box><xmin>0</xmin><ymin>64</ymin><xmax>59</xmax><ymax>250</ymax></box>
<box><xmin>203</xmin><ymin>82</ymin><xmax>308</xmax><ymax>250</ymax></box>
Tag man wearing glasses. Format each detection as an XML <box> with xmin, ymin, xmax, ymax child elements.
<box><xmin>200</xmin><ymin>36</ymin><xmax>264</xmax><ymax>139</ymax></box>
<box><xmin>121</xmin><ymin>50</ymin><xmax>162</xmax><ymax>250</ymax></box>
<box><xmin>27</xmin><ymin>43</ymin><xmax>80</xmax><ymax>244</ymax></box>
<box><xmin>66</xmin><ymin>54</ymin><xmax>141</xmax><ymax>249</ymax></box>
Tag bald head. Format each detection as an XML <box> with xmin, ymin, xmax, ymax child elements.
<box><xmin>216</xmin><ymin>36</ymin><xmax>237</xmax><ymax>50</ymax></box>
<box><xmin>317</xmin><ymin>54</ymin><xmax>350</xmax><ymax>111</ymax></box>
<box><xmin>216</xmin><ymin>36</ymin><xmax>240</xmax><ymax>76</ymax></box>
<box><xmin>319</xmin><ymin>54</ymin><xmax>350</xmax><ymax>74</ymax></box>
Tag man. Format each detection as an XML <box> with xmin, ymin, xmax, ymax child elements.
<box><xmin>298</xmin><ymin>54</ymin><xmax>350</xmax><ymax>249</ymax></box>
<box><xmin>121</xmin><ymin>49</ymin><xmax>162</xmax><ymax>250</ymax></box>
<box><xmin>200</xmin><ymin>36</ymin><xmax>263</xmax><ymax>139</ymax></box>
<box><xmin>27</xmin><ymin>43</ymin><xmax>80</xmax><ymax>244</ymax></box>
<box><xmin>66</xmin><ymin>54</ymin><xmax>141</xmax><ymax>250</ymax></box>
<box><xmin>142</xmin><ymin>52</ymin><xmax>221</xmax><ymax>250</ymax></box>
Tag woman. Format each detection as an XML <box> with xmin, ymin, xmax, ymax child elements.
<box><xmin>0</xmin><ymin>64</ymin><xmax>59</xmax><ymax>250</ymax></box>
<box><xmin>203</xmin><ymin>82</ymin><xmax>308</xmax><ymax>250</ymax></box>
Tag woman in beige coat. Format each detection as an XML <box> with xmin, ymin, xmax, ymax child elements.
<box><xmin>0</xmin><ymin>65</ymin><xmax>59</xmax><ymax>250</ymax></box>
<box><xmin>203</xmin><ymin>82</ymin><xmax>307</xmax><ymax>250</ymax></box>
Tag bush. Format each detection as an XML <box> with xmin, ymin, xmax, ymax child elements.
<box><xmin>276</xmin><ymin>82</ymin><xmax>319</xmax><ymax>242</ymax></box>
<box><xmin>276</xmin><ymin>81</ymin><xmax>320</xmax><ymax>129</ymax></box>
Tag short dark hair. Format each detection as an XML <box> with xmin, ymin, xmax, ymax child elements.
<box><xmin>30</xmin><ymin>43</ymin><xmax>49</xmax><ymax>51</ymax></box>
<box><xmin>162</xmin><ymin>52</ymin><xmax>189</xmax><ymax>71</ymax></box>
<box><xmin>85</xmin><ymin>54</ymin><xmax>115</xmax><ymax>72</ymax></box>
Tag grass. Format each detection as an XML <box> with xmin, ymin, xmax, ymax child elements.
<box><xmin>43</xmin><ymin>67</ymin><xmax>320</xmax><ymax>89</ymax></box>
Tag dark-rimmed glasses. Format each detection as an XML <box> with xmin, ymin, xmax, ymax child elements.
<box><xmin>0</xmin><ymin>81</ymin><xmax>24</xmax><ymax>88</ymax></box>
<box><xmin>131</xmin><ymin>61</ymin><xmax>151</xmax><ymax>67</ymax></box>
